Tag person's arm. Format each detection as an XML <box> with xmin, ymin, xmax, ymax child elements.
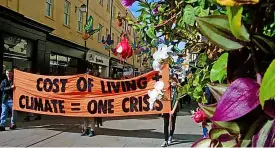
<box><xmin>0</xmin><ymin>80</ymin><xmax>13</xmax><ymax>92</ymax></box>
<box><xmin>170</xmin><ymin>100</ymin><xmax>179</xmax><ymax>116</ymax></box>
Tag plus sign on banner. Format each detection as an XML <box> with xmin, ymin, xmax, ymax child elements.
<box><xmin>13</xmin><ymin>65</ymin><xmax>171</xmax><ymax>117</ymax></box>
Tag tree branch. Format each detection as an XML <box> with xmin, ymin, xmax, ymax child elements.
<box><xmin>154</xmin><ymin>11</ymin><xmax>181</xmax><ymax>28</ymax></box>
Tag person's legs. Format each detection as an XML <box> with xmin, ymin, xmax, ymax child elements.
<box><xmin>34</xmin><ymin>114</ymin><xmax>41</xmax><ymax>120</ymax></box>
<box><xmin>0</xmin><ymin>102</ymin><xmax>8</xmax><ymax>130</ymax></box>
<box><xmin>168</xmin><ymin>113</ymin><xmax>177</xmax><ymax>144</ymax></box>
<box><xmin>161</xmin><ymin>113</ymin><xmax>170</xmax><ymax>147</ymax></box>
<box><xmin>81</xmin><ymin>118</ymin><xmax>89</xmax><ymax>136</ymax></box>
<box><xmin>170</xmin><ymin>113</ymin><xmax>177</xmax><ymax>136</ymax></box>
<box><xmin>8</xmin><ymin>100</ymin><xmax>17</xmax><ymax>129</ymax></box>
<box><xmin>88</xmin><ymin>118</ymin><xmax>95</xmax><ymax>137</ymax></box>
<box><xmin>99</xmin><ymin>117</ymin><xmax>103</xmax><ymax>126</ymax></box>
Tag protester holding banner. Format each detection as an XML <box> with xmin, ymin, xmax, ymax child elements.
<box><xmin>92</xmin><ymin>71</ymin><xmax>103</xmax><ymax>128</ymax></box>
<box><xmin>82</xmin><ymin>118</ymin><xmax>95</xmax><ymax>137</ymax></box>
<box><xmin>161</xmin><ymin>74</ymin><xmax>180</xmax><ymax>147</ymax></box>
<box><xmin>80</xmin><ymin>70</ymin><xmax>96</xmax><ymax>137</ymax></box>
<box><xmin>0</xmin><ymin>69</ymin><xmax>16</xmax><ymax>131</ymax></box>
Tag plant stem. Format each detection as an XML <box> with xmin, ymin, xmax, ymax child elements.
<box><xmin>249</xmin><ymin>47</ymin><xmax>260</xmax><ymax>73</ymax></box>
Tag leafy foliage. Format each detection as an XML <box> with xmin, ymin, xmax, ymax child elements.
<box><xmin>210</xmin><ymin>53</ymin><xmax>228</xmax><ymax>83</ymax></box>
<box><xmin>122</xmin><ymin>0</ymin><xmax>275</xmax><ymax>146</ymax></box>
<box><xmin>260</xmin><ymin>60</ymin><xmax>275</xmax><ymax>107</ymax></box>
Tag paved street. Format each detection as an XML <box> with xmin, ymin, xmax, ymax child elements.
<box><xmin>0</xmin><ymin>104</ymin><xmax>202</xmax><ymax>147</ymax></box>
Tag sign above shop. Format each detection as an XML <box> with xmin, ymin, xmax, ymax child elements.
<box><xmin>86</xmin><ymin>49</ymin><xmax>109</xmax><ymax>66</ymax></box>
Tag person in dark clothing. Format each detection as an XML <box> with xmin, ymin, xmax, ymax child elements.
<box><xmin>0</xmin><ymin>69</ymin><xmax>16</xmax><ymax>131</ymax></box>
<box><xmin>161</xmin><ymin>74</ymin><xmax>180</xmax><ymax>147</ymax></box>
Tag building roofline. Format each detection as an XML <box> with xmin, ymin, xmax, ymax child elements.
<box><xmin>0</xmin><ymin>5</ymin><xmax>54</xmax><ymax>33</ymax></box>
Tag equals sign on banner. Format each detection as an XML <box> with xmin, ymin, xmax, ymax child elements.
<box><xmin>71</xmin><ymin>103</ymin><xmax>81</xmax><ymax>111</ymax></box>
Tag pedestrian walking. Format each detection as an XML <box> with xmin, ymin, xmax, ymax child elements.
<box><xmin>161</xmin><ymin>74</ymin><xmax>180</xmax><ymax>147</ymax></box>
<box><xmin>0</xmin><ymin>69</ymin><xmax>16</xmax><ymax>131</ymax></box>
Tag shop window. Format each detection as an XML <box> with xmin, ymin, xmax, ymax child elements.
<box><xmin>112</xmin><ymin>6</ymin><xmax>116</xmax><ymax>20</ymax></box>
<box><xmin>50</xmin><ymin>53</ymin><xmax>78</xmax><ymax>75</ymax></box>
<box><xmin>77</xmin><ymin>9</ymin><xmax>83</xmax><ymax>32</ymax></box>
<box><xmin>64</xmin><ymin>0</ymin><xmax>71</xmax><ymax>26</ymax></box>
<box><xmin>99</xmin><ymin>0</ymin><xmax>103</xmax><ymax>6</ymax></box>
<box><xmin>3</xmin><ymin>34</ymin><xmax>33</xmax><ymax>72</ymax></box>
<box><xmin>107</xmin><ymin>0</ymin><xmax>110</xmax><ymax>12</ymax></box>
<box><xmin>45</xmin><ymin>0</ymin><xmax>53</xmax><ymax>17</ymax></box>
<box><xmin>97</xmin><ymin>24</ymin><xmax>103</xmax><ymax>42</ymax></box>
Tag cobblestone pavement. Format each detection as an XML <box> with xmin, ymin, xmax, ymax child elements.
<box><xmin>0</xmin><ymin>104</ymin><xmax>202</xmax><ymax>147</ymax></box>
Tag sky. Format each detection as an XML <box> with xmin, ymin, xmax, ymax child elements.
<box><xmin>128</xmin><ymin>1</ymin><xmax>186</xmax><ymax>50</ymax></box>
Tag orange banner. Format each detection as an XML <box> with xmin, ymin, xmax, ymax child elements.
<box><xmin>13</xmin><ymin>65</ymin><xmax>171</xmax><ymax>117</ymax></box>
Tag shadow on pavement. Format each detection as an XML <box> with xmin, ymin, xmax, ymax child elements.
<box><xmin>95</xmin><ymin>127</ymin><xmax>201</xmax><ymax>141</ymax></box>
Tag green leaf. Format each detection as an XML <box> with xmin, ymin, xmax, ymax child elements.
<box><xmin>214</xmin><ymin>121</ymin><xmax>242</xmax><ymax>135</ymax></box>
<box><xmin>195</xmin><ymin>6</ymin><xmax>209</xmax><ymax>17</ymax></box>
<box><xmin>183</xmin><ymin>5</ymin><xmax>196</xmax><ymax>26</ymax></box>
<box><xmin>137</xmin><ymin>8</ymin><xmax>146</xmax><ymax>13</ymax></box>
<box><xmin>226</xmin><ymin>6</ymin><xmax>250</xmax><ymax>42</ymax></box>
<box><xmin>193</xmin><ymin>75</ymin><xmax>200</xmax><ymax>86</ymax></box>
<box><xmin>207</xmin><ymin>83</ymin><xmax>228</xmax><ymax>101</ymax></box>
<box><xmin>138</xmin><ymin>2</ymin><xmax>149</xmax><ymax>8</ymax></box>
<box><xmin>252</xmin><ymin>35</ymin><xmax>275</xmax><ymax>53</ymax></box>
<box><xmin>185</xmin><ymin>0</ymin><xmax>198</xmax><ymax>3</ymax></box>
<box><xmin>260</xmin><ymin>59</ymin><xmax>275</xmax><ymax>107</ymax></box>
<box><xmin>198</xmin><ymin>103</ymin><xmax>217</xmax><ymax>118</ymax></box>
<box><xmin>220</xmin><ymin>137</ymin><xmax>238</xmax><ymax>147</ymax></box>
<box><xmin>191</xmin><ymin>138</ymin><xmax>212</xmax><ymax>147</ymax></box>
<box><xmin>158</xmin><ymin>5</ymin><xmax>166</xmax><ymax>13</ymax></box>
<box><xmin>209</xmin><ymin>128</ymin><xmax>231</xmax><ymax>139</ymax></box>
<box><xmin>212</xmin><ymin>10</ymin><xmax>221</xmax><ymax>15</ymax></box>
<box><xmin>209</xmin><ymin>128</ymin><xmax>238</xmax><ymax>147</ymax></box>
<box><xmin>198</xmin><ymin>0</ymin><xmax>205</xmax><ymax>8</ymax></box>
<box><xmin>194</xmin><ymin>6</ymin><xmax>202</xmax><ymax>16</ymax></box>
<box><xmin>195</xmin><ymin>15</ymin><xmax>247</xmax><ymax>50</ymax></box>
<box><xmin>193</xmin><ymin>85</ymin><xmax>203</xmax><ymax>99</ymax></box>
<box><xmin>210</xmin><ymin>53</ymin><xmax>228</xmax><ymax>83</ymax></box>
<box><xmin>199</xmin><ymin>8</ymin><xmax>209</xmax><ymax>17</ymax></box>
<box><xmin>197</xmin><ymin>53</ymin><xmax>208</xmax><ymax>67</ymax></box>
<box><xmin>146</xmin><ymin>26</ymin><xmax>157</xmax><ymax>39</ymax></box>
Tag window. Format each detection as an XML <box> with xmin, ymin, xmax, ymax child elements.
<box><xmin>112</xmin><ymin>33</ymin><xmax>114</xmax><ymax>47</ymax></box>
<box><xmin>45</xmin><ymin>0</ymin><xmax>53</xmax><ymax>17</ymax></box>
<box><xmin>77</xmin><ymin>9</ymin><xmax>83</xmax><ymax>32</ymax></box>
<box><xmin>107</xmin><ymin>0</ymin><xmax>110</xmax><ymax>12</ymax></box>
<box><xmin>122</xmin><ymin>20</ymin><xmax>125</xmax><ymax>30</ymax></box>
<box><xmin>106</xmin><ymin>28</ymin><xmax>109</xmax><ymax>38</ymax></box>
<box><xmin>50</xmin><ymin>53</ymin><xmax>78</xmax><ymax>75</ymax></box>
<box><xmin>3</xmin><ymin>34</ymin><xmax>33</xmax><ymax>71</ymax></box>
<box><xmin>128</xmin><ymin>26</ymin><xmax>131</xmax><ymax>35</ymax></box>
<box><xmin>64</xmin><ymin>0</ymin><xmax>70</xmax><ymax>26</ymax></box>
<box><xmin>97</xmin><ymin>24</ymin><xmax>103</xmax><ymax>41</ymax></box>
<box><xmin>99</xmin><ymin>0</ymin><xmax>103</xmax><ymax>6</ymax></box>
<box><xmin>112</xmin><ymin>6</ymin><xmax>116</xmax><ymax>20</ymax></box>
